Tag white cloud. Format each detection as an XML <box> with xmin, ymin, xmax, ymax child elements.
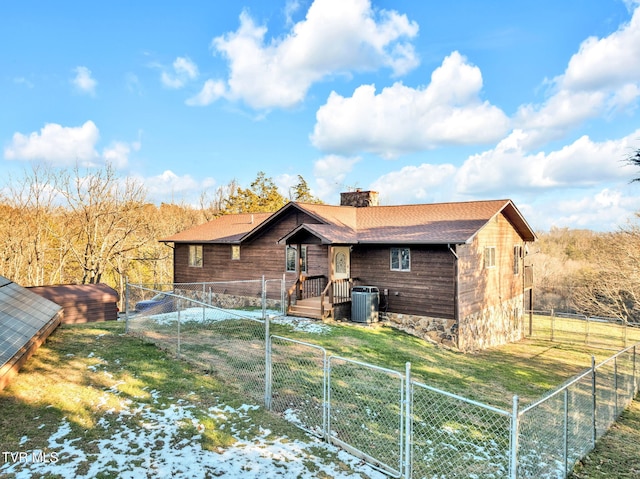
<box><xmin>194</xmin><ymin>0</ymin><xmax>419</xmax><ymax>109</ymax></box>
<box><xmin>72</xmin><ymin>66</ymin><xmax>97</xmax><ymax>95</ymax></box>
<box><xmin>186</xmin><ymin>79</ymin><xmax>227</xmax><ymax>106</ymax></box>
<box><xmin>140</xmin><ymin>170</ymin><xmax>217</xmax><ymax>203</ymax></box>
<box><xmin>102</xmin><ymin>140</ymin><xmax>141</xmax><ymax>169</ymax></box>
<box><xmin>370</xmin><ymin>163</ymin><xmax>457</xmax><ymax>204</ymax></box>
<box><xmin>3</xmin><ymin>121</ymin><xmax>141</xmax><ymax>168</ymax></box>
<box><xmin>161</xmin><ymin>57</ymin><xmax>199</xmax><ymax>89</ymax></box>
<box><xmin>311</xmin><ymin>52</ymin><xmax>510</xmax><ymax>157</ymax></box>
<box><xmin>455</xmin><ymin>129</ymin><xmax>640</xmax><ymax>196</ymax></box>
<box><xmin>284</xmin><ymin>0</ymin><xmax>301</xmax><ymax>26</ymax></box>
<box><xmin>313</xmin><ymin>154</ymin><xmax>360</xmax><ymax>198</ymax></box>
<box><xmin>526</xmin><ymin>188</ymin><xmax>640</xmax><ymax>231</ymax></box>
<box><xmin>4</xmin><ymin>121</ymin><xmax>100</xmax><ymax>165</ymax></box>
<box><xmin>515</xmin><ymin>5</ymin><xmax>640</xmax><ymax>148</ymax></box>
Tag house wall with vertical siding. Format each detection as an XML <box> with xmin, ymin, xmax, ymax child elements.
<box><xmin>456</xmin><ymin>213</ymin><xmax>526</xmax><ymax>351</ymax></box>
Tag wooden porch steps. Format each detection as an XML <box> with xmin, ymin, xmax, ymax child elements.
<box><xmin>287</xmin><ymin>296</ymin><xmax>332</xmax><ymax>320</ymax></box>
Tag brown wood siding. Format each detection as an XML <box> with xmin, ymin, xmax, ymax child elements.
<box><xmin>173</xmin><ymin>209</ymin><xmax>328</xmax><ymax>295</ymax></box>
<box><xmin>351</xmin><ymin>245</ymin><xmax>455</xmax><ymax>318</ymax></box>
<box><xmin>29</xmin><ymin>284</ymin><xmax>119</xmax><ymax>323</ymax></box>
<box><xmin>457</xmin><ymin>213</ymin><xmax>525</xmax><ymax>318</ymax></box>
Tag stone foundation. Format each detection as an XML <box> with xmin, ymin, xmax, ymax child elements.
<box><xmin>382</xmin><ymin>294</ymin><xmax>525</xmax><ymax>352</ymax></box>
<box><xmin>381</xmin><ymin>312</ymin><xmax>458</xmax><ymax>349</ymax></box>
<box><xmin>458</xmin><ymin>295</ymin><xmax>525</xmax><ymax>352</ymax></box>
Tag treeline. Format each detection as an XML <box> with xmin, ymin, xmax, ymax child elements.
<box><xmin>0</xmin><ymin>164</ymin><xmax>320</xmax><ymax>300</ymax></box>
<box><xmin>533</xmin><ymin>223</ymin><xmax>640</xmax><ymax>322</ymax></box>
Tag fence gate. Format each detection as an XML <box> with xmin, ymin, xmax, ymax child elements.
<box><xmin>327</xmin><ymin>356</ymin><xmax>405</xmax><ymax>477</ymax></box>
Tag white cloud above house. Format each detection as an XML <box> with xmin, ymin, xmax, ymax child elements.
<box><xmin>4</xmin><ymin>121</ymin><xmax>100</xmax><ymax>165</ymax></box>
<box><xmin>313</xmin><ymin>154</ymin><xmax>361</xmax><ymax>198</ymax></box>
<box><xmin>3</xmin><ymin>121</ymin><xmax>140</xmax><ymax>168</ymax></box>
<box><xmin>72</xmin><ymin>66</ymin><xmax>97</xmax><ymax>96</ymax></box>
<box><xmin>136</xmin><ymin>170</ymin><xmax>217</xmax><ymax>205</ymax></box>
<box><xmin>161</xmin><ymin>57</ymin><xmax>199</xmax><ymax>89</ymax></box>
<box><xmin>454</xmin><ymin>129</ymin><xmax>640</xmax><ymax>196</ymax></box>
<box><xmin>514</xmin><ymin>7</ymin><xmax>640</xmax><ymax>149</ymax></box>
<box><xmin>310</xmin><ymin>52</ymin><xmax>511</xmax><ymax>157</ymax></box>
<box><xmin>188</xmin><ymin>0</ymin><xmax>419</xmax><ymax>109</ymax></box>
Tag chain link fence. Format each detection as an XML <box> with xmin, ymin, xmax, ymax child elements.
<box><xmin>517</xmin><ymin>345</ymin><xmax>639</xmax><ymax>478</ymax></box>
<box><xmin>526</xmin><ymin>310</ymin><xmax>640</xmax><ymax>349</ymax></box>
<box><xmin>125</xmin><ymin>282</ymin><xmax>640</xmax><ymax>478</ymax></box>
<box><xmin>125</xmin><ymin>279</ymin><xmax>283</xmax><ymax>403</ymax></box>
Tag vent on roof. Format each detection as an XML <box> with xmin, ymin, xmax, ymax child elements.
<box><xmin>340</xmin><ymin>190</ymin><xmax>379</xmax><ymax>207</ymax></box>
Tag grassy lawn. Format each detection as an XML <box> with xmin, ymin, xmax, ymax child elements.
<box><xmin>0</xmin><ymin>321</ymin><xmax>367</xmax><ymax>478</ymax></box>
<box><xmin>569</xmin><ymin>394</ymin><xmax>640</xmax><ymax>478</ymax></box>
<box><xmin>2</xmin><ymin>316</ymin><xmax>638</xmax><ymax>478</ymax></box>
<box><xmin>270</xmin><ymin>319</ymin><xmax>616</xmax><ymax>409</ymax></box>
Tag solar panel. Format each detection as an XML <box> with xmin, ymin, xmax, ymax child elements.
<box><xmin>0</xmin><ymin>275</ymin><xmax>62</xmax><ymax>371</ymax></box>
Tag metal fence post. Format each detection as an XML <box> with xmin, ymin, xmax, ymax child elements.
<box><xmin>281</xmin><ymin>273</ymin><xmax>286</xmax><ymax>315</ymax></box>
<box><xmin>614</xmin><ymin>357</ymin><xmax>619</xmax><ymax>417</ymax></box>
<box><xmin>510</xmin><ymin>395</ymin><xmax>519</xmax><ymax>479</ymax></box>
<box><xmin>202</xmin><ymin>283</ymin><xmax>206</xmax><ymax>322</ymax></box>
<box><xmin>551</xmin><ymin>308</ymin><xmax>555</xmax><ymax>342</ymax></box>
<box><xmin>262</xmin><ymin>275</ymin><xmax>266</xmax><ymax>320</ymax></box>
<box><xmin>124</xmin><ymin>281</ymin><xmax>130</xmax><ymax>333</ymax></box>
<box><xmin>265</xmin><ymin>315</ymin><xmax>272</xmax><ymax>410</ymax></box>
<box><xmin>591</xmin><ymin>355</ymin><xmax>597</xmax><ymax>447</ymax></box>
<box><xmin>404</xmin><ymin>362</ymin><xmax>412</xmax><ymax>479</ymax></box>
<box><xmin>177</xmin><ymin>305</ymin><xmax>181</xmax><ymax>359</ymax></box>
<box><xmin>563</xmin><ymin>389</ymin><xmax>569</xmax><ymax>477</ymax></box>
<box><xmin>634</xmin><ymin>345</ymin><xmax>638</xmax><ymax>395</ymax></box>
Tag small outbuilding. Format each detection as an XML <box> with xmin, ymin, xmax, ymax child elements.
<box><xmin>28</xmin><ymin>283</ymin><xmax>119</xmax><ymax>324</ymax></box>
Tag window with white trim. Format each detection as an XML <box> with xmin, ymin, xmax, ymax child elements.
<box><xmin>390</xmin><ymin>247</ymin><xmax>410</xmax><ymax>271</ymax></box>
<box><xmin>189</xmin><ymin>245</ymin><xmax>203</xmax><ymax>267</ymax></box>
<box><xmin>484</xmin><ymin>246</ymin><xmax>496</xmax><ymax>269</ymax></box>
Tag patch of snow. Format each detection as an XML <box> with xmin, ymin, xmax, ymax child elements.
<box><xmin>137</xmin><ymin>306</ymin><xmax>333</xmax><ymax>334</ymax></box>
<box><xmin>1</xmin><ymin>394</ymin><xmax>386</xmax><ymax>479</ymax></box>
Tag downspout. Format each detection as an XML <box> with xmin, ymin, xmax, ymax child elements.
<box><xmin>448</xmin><ymin>244</ymin><xmax>460</xmax><ymax>349</ymax></box>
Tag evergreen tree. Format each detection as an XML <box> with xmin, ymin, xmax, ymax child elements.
<box><xmin>222</xmin><ymin>172</ymin><xmax>288</xmax><ymax>214</ymax></box>
<box><xmin>291</xmin><ymin>175</ymin><xmax>323</xmax><ymax>204</ymax></box>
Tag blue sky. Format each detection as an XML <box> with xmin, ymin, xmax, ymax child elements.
<box><xmin>1</xmin><ymin>0</ymin><xmax>639</xmax><ymax>231</ymax></box>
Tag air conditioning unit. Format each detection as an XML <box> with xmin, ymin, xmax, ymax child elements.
<box><xmin>351</xmin><ymin>286</ymin><xmax>379</xmax><ymax>323</ymax></box>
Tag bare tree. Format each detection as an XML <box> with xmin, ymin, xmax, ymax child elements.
<box><xmin>0</xmin><ymin>164</ymin><xmax>62</xmax><ymax>285</ymax></box>
<box><xmin>571</xmin><ymin>223</ymin><xmax>640</xmax><ymax>322</ymax></box>
<box><xmin>55</xmin><ymin>163</ymin><xmax>148</xmax><ymax>284</ymax></box>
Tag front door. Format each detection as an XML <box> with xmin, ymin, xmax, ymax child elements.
<box><xmin>332</xmin><ymin>246</ymin><xmax>350</xmax><ymax>280</ymax></box>
<box><xmin>331</xmin><ymin>247</ymin><xmax>350</xmax><ymax>302</ymax></box>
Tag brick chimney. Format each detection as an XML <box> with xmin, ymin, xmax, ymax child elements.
<box><xmin>340</xmin><ymin>190</ymin><xmax>379</xmax><ymax>207</ymax></box>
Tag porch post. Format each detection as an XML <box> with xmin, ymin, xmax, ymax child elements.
<box><xmin>296</xmin><ymin>243</ymin><xmax>303</xmax><ymax>300</ymax></box>
<box><xmin>328</xmin><ymin>245</ymin><xmax>334</xmax><ymax>304</ymax></box>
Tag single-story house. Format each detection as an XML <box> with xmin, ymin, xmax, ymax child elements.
<box><xmin>160</xmin><ymin>191</ymin><xmax>536</xmax><ymax>351</ymax></box>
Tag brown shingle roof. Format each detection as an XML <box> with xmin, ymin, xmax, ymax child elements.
<box><xmin>160</xmin><ymin>212</ymin><xmax>272</xmax><ymax>243</ymax></box>
<box><xmin>161</xmin><ymin>199</ymin><xmax>536</xmax><ymax>245</ymax></box>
